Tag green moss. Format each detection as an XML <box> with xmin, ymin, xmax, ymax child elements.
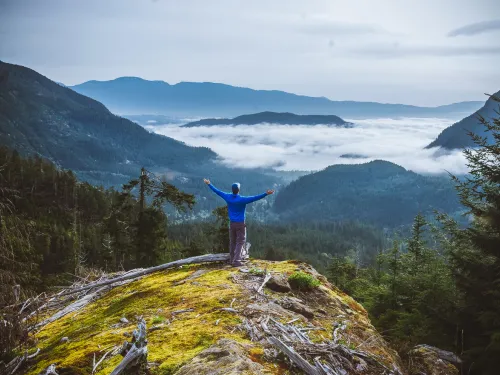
<box><xmin>25</xmin><ymin>264</ymin><xmax>250</xmax><ymax>375</ymax></box>
<box><xmin>25</xmin><ymin>260</ymin><xmax>402</xmax><ymax>375</ymax></box>
<box><xmin>288</xmin><ymin>271</ymin><xmax>320</xmax><ymax>290</ymax></box>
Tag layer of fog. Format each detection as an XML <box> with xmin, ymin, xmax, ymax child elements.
<box><xmin>149</xmin><ymin>118</ymin><xmax>468</xmax><ymax>175</ymax></box>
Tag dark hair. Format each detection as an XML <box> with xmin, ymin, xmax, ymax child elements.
<box><xmin>232</xmin><ymin>186</ymin><xmax>240</xmax><ymax>194</ymax></box>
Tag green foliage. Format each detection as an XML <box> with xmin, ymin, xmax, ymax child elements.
<box><xmin>331</xmin><ymin>216</ymin><xmax>459</xmax><ymax>353</ymax></box>
<box><xmin>274</xmin><ymin>160</ymin><xmax>462</xmax><ymax>227</ymax></box>
<box><xmin>167</xmin><ymin>220</ymin><xmax>386</xmax><ymax>274</ymax></box>
<box><xmin>0</xmin><ymin>147</ymin><xmax>196</xmax><ymax>359</ymax></box>
<box><xmin>288</xmin><ymin>271</ymin><xmax>320</xmax><ymax>290</ymax></box>
<box><xmin>443</xmin><ymin>97</ymin><xmax>500</xmax><ymax>374</ymax></box>
<box><xmin>248</xmin><ymin>267</ymin><xmax>265</xmax><ymax>276</ymax></box>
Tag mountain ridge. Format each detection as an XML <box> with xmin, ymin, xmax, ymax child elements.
<box><xmin>0</xmin><ymin>62</ymin><xmax>280</xmax><ymax>204</ymax></box>
<box><xmin>0</xmin><ymin>61</ymin><xmax>215</xmax><ymax>182</ymax></box>
<box><xmin>70</xmin><ymin>76</ymin><xmax>483</xmax><ymax>119</ymax></box>
<box><xmin>182</xmin><ymin>111</ymin><xmax>350</xmax><ymax>127</ymax></box>
<box><xmin>426</xmin><ymin>90</ymin><xmax>500</xmax><ymax>149</ymax></box>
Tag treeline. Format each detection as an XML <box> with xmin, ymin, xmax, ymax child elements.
<box><xmin>0</xmin><ymin>148</ymin><xmax>195</xmax><ymax>296</ymax></box>
<box><xmin>168</xmin><ymin>218</ymin><xmax>386</xmax><ymax>274</ymax></box>
<box><xmin>327</xmin><ymin>109</ymin><xmax>500</xmax><ymax>374</ymax></box>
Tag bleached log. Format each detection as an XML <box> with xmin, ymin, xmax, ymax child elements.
<box><xmin>59</xmin><ymin>254</ymin><xmax>229</xmax><ymax>296</ymax></box>
<box><xmin>268</xmin><ymin>336</ymin><xmax>321</xmax><ymax>375</ymax></box>
<box><xmin>34</xmin><ymin>292</ymin><xmax>98</xmax><ymax>329</ymax></box>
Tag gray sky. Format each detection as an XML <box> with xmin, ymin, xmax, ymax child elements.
<box><xmin>1</xmin><ymin>0</ymin><xmax>499</xmax><ymax>105</ymax></box>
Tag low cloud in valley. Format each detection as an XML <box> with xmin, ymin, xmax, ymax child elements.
<box><xmin>150</xmin><ymin>118</ymin><xmax>468</xmax><ymax>175</ymax></box>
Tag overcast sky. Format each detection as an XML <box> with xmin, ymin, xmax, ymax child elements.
<box><xmin>1</xmin><ymin>0</ymin><xmax>499</xmax><ymax>105</ymax></box>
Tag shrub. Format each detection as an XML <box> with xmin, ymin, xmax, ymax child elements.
<box><xmin>288</xmin><ymin>271</ymin><xmax>320</xmax><ymax>290</ymax></box>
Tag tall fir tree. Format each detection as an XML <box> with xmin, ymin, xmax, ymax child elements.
<box><xmin>449</xmin><ymin>96</ymin><xmax>500</xmax><ymax>374</ymax></box>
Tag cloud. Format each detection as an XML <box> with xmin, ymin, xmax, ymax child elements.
<box><xmin>448</xmin><ymin>19</ymin><xmax>500</xmax><ymax>37</ymax></box>
<box><xmin>350</xmin><ymin>44</ymin><xmax>500</xmax><ymax>58</ymax></box>
<box><xmin>149</xmin><ymin>117</ymin><xmax>468</xmax><ymax>175</ymax></box>
<box><xmin>296</xmin><ymin>17</ymin><xmax>389</xmax><ymax>36</ymax></box>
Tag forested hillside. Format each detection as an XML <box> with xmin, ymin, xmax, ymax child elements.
<box><xmin>274</xmin><ymin>160</ymin><xmax>462</xmax><ymax>227</ymax></box>
<box><xmin>1</xmin><ymin>111</ymin><xmax>500</xmax><ymax>374</ymax></box>
<box><xmin>0</xmin><ymin>62</ymin><xmax>280</xmax><ymax>212</ymax></box>
<box><xmin>168</xmin><ymin>219</ymin><xmax>386</xmax><ymax>274</ymax></box>
<box><xmin>0</xmin><ymin>61</ymin><xmax>215</xmax><ymax>185</ymax></box>
<box><xmin>427</xmin><ymin>90</ymin><xmax>500</xmax><ymax>149</ymax></box>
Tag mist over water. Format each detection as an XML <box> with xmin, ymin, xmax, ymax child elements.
<box><xmin>149</xmin><ymin>117</ymin><xmax>467</xmax><ymax>175</ymax></box>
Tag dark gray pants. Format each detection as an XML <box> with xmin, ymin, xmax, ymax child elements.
<box><xmin>229</xmin><ymin>222</ymin><xmax>246</xmax><ymax>266</ymax></box>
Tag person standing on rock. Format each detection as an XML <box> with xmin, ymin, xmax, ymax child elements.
<box><xmin>204</xmin><ymin>179</ymin><xmax>274</xmax><ymax>267</ymax></box>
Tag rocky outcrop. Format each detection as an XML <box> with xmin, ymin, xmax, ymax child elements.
<box><xmin>20</xmin><ymin>257</ymin><xmax>414</xmax><ymax>374</ymax></box>
<box><xmin>175</xmin><ymin>339</ymin><xmax>266</xmax><ymax>375</ymax></box>
<box><xmin>265</xmin><ymin>274</ymin><xmax>291</xmax><ymax>293</ymax></box>
<box><xmin>408</xmin><ymin>345</ymin><xmax>461</xmax><ymax>375</ymax></box>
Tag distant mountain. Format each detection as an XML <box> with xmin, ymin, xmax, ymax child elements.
<box><xmin>182</xmin><ymin>112</ymin><xmax>350</xmax><ymax>127</ymax></box>
<box><xmin>0</xmin><ymin>62</ymin><xmax>214</xmax><ymax>183</ymax></box>
<box><xmin>426</xmin><ymin>91</ymin><xmax>500</xmax><ymax>149</ymax></box>
<box><xmin>0</xmin><ymin>62</ymin><xmax>278</xmax><ymax>204</ymax></box>
<box><xmin>273</xmin><ymin>160</ymin><xmax>462</xmax><ymax>228</ymax></box>
<box><xmin>70</xmin><ymin>77</ymin><xmax>482</xmax><ymax>119</ymax></box>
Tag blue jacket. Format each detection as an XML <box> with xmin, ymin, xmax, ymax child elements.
<box><xmin>208</xmin><ymin>184</ymin><xmax>267</xmax><ymax>223</ymax></box>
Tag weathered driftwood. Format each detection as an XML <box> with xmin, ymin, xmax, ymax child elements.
<box><xmin>3</xmin><ymin>348</ymin><xmax>40</xmax><ymax>375</ymax></box>
<box><xmin>40</xmin><ymin>364</ymin><xmax>58</xmax><ymax>375</ymax></box>
<box><xmin>218</xmin><ymin>307</ymin><xmax>238</xmax><ymax>313</ymax></box>
<box><xmin>256</xmin><ymin>273</ymin><xmax>272</xmax><ymax>294</ymax></box>
<box><xmin>34</xmin><ymin>291</ymin><xmax>99</xmax><ymax>329</ymax></box>
<box><xmin>59</xmin><ymin>254</ymin><xmax>229</xmax><ymax>297</ymax></box>
<box><xmin>268</xmin><ymin>336</ymin><xmax>320</xmax><ymax>375</ymax></box>
<box><xmin>110</xmin><ymin>319</ymin><xmax>148</xmax><ymax>375</ymax></box>
<box><xmin>92</xmin><ymin>348</ymin><xmax>115</xmax><ymax>374</ymax></box>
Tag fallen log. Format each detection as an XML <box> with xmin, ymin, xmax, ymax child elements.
<box><xmin>59</xmin><ymin>254</ymin><xmax>229</xmax><ymax>297</ymax></box>
<box><xmin>268</xmin><ymin>336</ymin><xmax>321</xmax><ymax>375</ymax></box>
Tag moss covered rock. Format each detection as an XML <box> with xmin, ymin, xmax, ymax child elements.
<box><xmin>25</xmin><ymin>260</ymin><xmax>405</xmax><ymax>375</ymax></box>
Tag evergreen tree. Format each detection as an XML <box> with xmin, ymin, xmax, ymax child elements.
<box><xmin>448</xmin><ymin>98</ymin><xmax>500</xmax><ymax>374</ymax></box>
<box><xmin>124</xmin><ymin>168</ymin><xmax>195</xmax><ymax>267</ymax></box>
<box><xmin>209</xmin><ymin>206</ymin><xmax>229</xmax><ymax>253</ymax></box>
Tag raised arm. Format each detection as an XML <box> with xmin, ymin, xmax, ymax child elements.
<box><xmin>240</xmin><ymin>189</ymin><xmax>274</xmax><ymax>204</ymax></box>
<box><xmin>204</xmin><ymin>178</ymin><xmax>229</xmax><ymax>201</ymax></box>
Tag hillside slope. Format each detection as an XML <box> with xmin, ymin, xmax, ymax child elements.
<box><xmin>23</xmin><ymin>258</ymin><xmax>407</xmax><ymax>375</ymax></box>
<box><xmin>0</xmin><ymin>61</ymin><xmax>214</xmax><ymax>185</ymax></box>
<box><xmin>182</xmin><ymin>112</ymin><xmax>349</xmax><ymax>127</ymax></box>
<box><xmin>70</xmin><ymin>77</ymin><xmax>482</xmax><ymax>119</ymax></box>
<box><xmin>426</xmin><ymin>91</ymin><xmax>500</xmax><ymax>149</ymax></box>
<box><xmin>274</xmin><ymin>160</ymin><xmax>461</xmax><ymax>227</ymax></box>
<box><xmin>0</xmin><ymin>62</ymin><xmax>279</xmax><ymax>206</ymax></box>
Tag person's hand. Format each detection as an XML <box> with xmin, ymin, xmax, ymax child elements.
<box><xmin>266</xmin><ymin>189</ymin><xmax>275</xmax><ymax>195</ymax></box>
<box><xmin>203</xmin><ymin>178</ymin><xmax>210</xmax><ymax>185</ymax></box>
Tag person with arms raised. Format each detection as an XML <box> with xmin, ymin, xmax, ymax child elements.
<box><xmin>204</xmin><ymin>179</ymin><xmax>274</xmax><ymax>267</ymax></box>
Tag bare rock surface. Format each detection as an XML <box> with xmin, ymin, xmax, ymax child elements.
<box><xmin>279</xmin><ymin>296</ymin><xmax>315</xmax><ymax>319</ymax></box>
<box><xmin>174</xmin><ymin>339</ymin><xmax>266</xmax><ymax>375</ymax></box>
<box><xmin>408</xmin><ymin>345</ymin><xmax>460</xmax><ymax>375</ymax></box>
<box><xmin>265</xmin><ymin>274</ymin><xmax>291</xmax><ymax>293</ymax></box>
